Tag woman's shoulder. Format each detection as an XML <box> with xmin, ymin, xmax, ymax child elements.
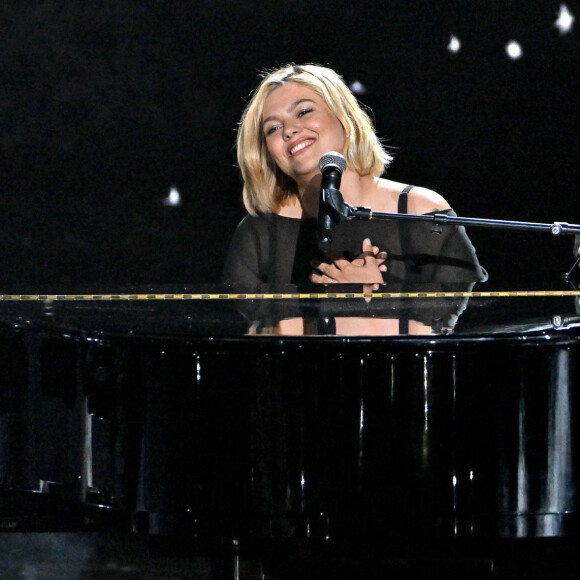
<box><xmin>234</xmin><ymin>211</ymin><xmax>303</xmax><ymax>234</ymax></box>
<box><xmin>376</xmin><ymin>178</ymin><xmax>451</xmax><ymax>214</ymax></box>
<box><xmin>231</xmin><ymin>212</ymin><xmax>269</xmax><ymax>238</ymax></box>
<box><xmin>407</xmin><ymin>185</ymin><xmax>451</xmax><ymax>214</ymax></box>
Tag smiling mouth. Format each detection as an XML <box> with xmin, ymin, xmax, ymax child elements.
<box><xmin>290</xmin><ymin>139</ymin><xmax>314</xmax><ymax>156</ymax></box>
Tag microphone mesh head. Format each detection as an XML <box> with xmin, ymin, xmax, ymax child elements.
<box><xmin>319</xmin><ymin>151</ymin><xmax>347</xmax><ymax>174</ymax></box>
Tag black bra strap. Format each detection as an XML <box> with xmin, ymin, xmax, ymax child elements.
<box><xmin>398</xmin><ymin>185</ymin><xmax>414</xmax><ymax>214</ymax></box>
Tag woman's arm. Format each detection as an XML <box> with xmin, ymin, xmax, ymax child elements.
<box><xmin>221</xmin><ymin>216</ymin><xmax>267</xmax><ymax>292</ymax></box>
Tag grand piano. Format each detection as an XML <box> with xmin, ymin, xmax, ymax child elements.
<box><xmin>0</xmin><ymin>280</ymin><xmax>579</xmax><ymax>574</ymax></box>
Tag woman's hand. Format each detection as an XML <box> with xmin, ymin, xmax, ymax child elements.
<box><xmin>310</xmin><ymin>238</ymin><xmax>387</xmax><ymax>285</ymax></box>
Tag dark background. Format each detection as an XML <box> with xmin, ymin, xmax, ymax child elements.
<box><xmin>2</xmin><ymin>0</ymin><xmax>579</xmax><ymax>292</ymax></box>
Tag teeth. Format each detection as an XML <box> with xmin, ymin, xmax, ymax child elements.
<box><xmin>290</xmin><ymin>140</ymin><xmax>313</xmax><ymax>155</ymax></box>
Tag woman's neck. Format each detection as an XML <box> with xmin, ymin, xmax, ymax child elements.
<box><xmin>276</xmin><ymin>171</ymin><xmax>377</xmax><ymax>219</ymax></box>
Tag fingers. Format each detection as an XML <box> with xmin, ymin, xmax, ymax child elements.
<box><xmin>362</xmin><ymin>283</ymin><xmax>385</xmax><ymax>301</ymax></box>
<box><xmin>311</xmin><ymin>238</ymin><xmax>388</xmax><ymax>284</ymax></box>
<box><xmin>375</xmin><ymin>251</ymin><xmax>388</xmax><ymax>265</ymax></box>
<box><xmin>361</xmin><ymin>238</ymin><xmax>387</xmax><ymax>272</ymax></box>
<box><xmin>310</xmin><ymin>272</ymin><xmax>337</xmax><ymax>284</ymax></box>
<box><xmin>360</xmin><ymin>239</ymin><xmax>387</xmax><ymax>261</ymax></box>
<box><xmin>310</xmin><ymin>259</ymin><xmax>340</xmax><ymax>282</ymax></box>
<box><xmin>361</xmin><ymin>237</ymin><xmax>376</xmax><ymax>256</ymax></box>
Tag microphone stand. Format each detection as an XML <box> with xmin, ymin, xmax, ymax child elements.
<box><xmin>319</xmin><ymin>189</ymin><xmax>580</xmax><ymax>283</ymax></box>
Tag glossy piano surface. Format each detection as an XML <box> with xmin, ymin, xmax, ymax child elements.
<box><xmin>0</xmin><ymin>281</ymin><xmax>579</xmax><ymax>338</ymax></box>
<box><xmin>0</xmin><ymin>282</ymin><xmax>579</xmax><ymax>558</ymax></box>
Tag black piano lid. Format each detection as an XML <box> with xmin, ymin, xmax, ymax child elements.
<box><xmin>0</xmin><ymin>282</ymin><xmax>579</xmax><ymax>340</ymax></box>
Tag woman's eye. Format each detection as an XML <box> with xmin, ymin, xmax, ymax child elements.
<box><xmin>298</xmin><ymin>108</ymin><xmax>313</xmax><ymax>117</ymax></box>
<box><xmin>266</xmin><ymin>125</ymin><xmax>281</xmax><ymax>136</ymax></box>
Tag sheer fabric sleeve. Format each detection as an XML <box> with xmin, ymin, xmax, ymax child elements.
<box><xmin>221</xmin><ymin>215</ymin><xmax>269</xmax><ymax>292</ymax></box>
<box><xmin>431</xmin><ymin>217</ymin><xmax>488</xmax><ymax>284</ymax></box>
<box><xmin>398</xmin><ymin>209</ymin><xmax>488</xmax><ymax>286</ymax></box>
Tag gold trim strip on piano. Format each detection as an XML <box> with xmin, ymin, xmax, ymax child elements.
<box><xmin>0</xmin><ymin>291</ymin><xmax>580</xmax><ymax>301</ymax></box>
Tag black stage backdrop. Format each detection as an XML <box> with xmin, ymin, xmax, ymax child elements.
<box><xmin>1</xmin><ymin>1</ymin><xmax>579</xmax><ymax>291</ymax></box>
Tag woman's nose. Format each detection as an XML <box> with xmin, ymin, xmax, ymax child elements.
<box><xmin>284</xmin><ymin>124</ymin><xmax>299</xmax><ymax>140</ymax></box>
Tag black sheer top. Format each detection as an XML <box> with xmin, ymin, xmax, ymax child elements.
<box><xmin>222</xmin><ymin>187</ymin><xmax>487</xmax><ymax>293</ymax></box>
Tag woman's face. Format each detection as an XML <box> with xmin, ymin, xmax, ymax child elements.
<box><xmin>261</xmin><ymin>82</ymin><xmax>345</xmax><ymax>187</ymax></box>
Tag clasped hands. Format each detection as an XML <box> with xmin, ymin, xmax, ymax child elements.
<box><xmin>310</xmin><ymin>238</ymin><xmax>387</xmax><ymax>292</ymax></box>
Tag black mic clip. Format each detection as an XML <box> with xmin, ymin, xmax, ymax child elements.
<box><xmin>345</xmin><ymin>204</ymin><xmax>372</xmax><ymax>220</ymax></box>
<box><xmin>318</xmin><ymin>186</ymin><xmax>348</xmax><ymax>251</ymax></box>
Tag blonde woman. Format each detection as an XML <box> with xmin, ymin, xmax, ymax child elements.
<box><xmin>223</xmin><ymin>64</ymin><xmax>486</xmax><ymax>291</ymax></box>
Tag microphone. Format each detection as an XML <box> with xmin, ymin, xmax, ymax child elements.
<box><xmin>317</xmin><ymin>151</ymin><xmax>347</xmax><ymax>251</ymax></box>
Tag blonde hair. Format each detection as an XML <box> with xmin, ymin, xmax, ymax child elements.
<box><xmin>237</xmin><ymin>64</ymin><xmax>393</xmax><ymax>215</ymax></box>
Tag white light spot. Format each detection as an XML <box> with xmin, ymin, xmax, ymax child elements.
<box><xmin>349</xmin><ymin>80</ymin><xmax>367</xmax><ymax>95</ymax></box>
<box><xmin>555</xmin><ymin>4</ymin><xmax>574</xmax><ymax>34</ymax></box>
<box><xmin>447</xmin><ymin>35</ymin><xmax>461</xmax><ymax>53</ymax></box>
<box><xmin>163</xmin><ymin>186</ymin><xmax>182</xmax><ymax>206</ymax></box>
<box><xmin>506</xmin><ymin>40</ymin><xmax>523</xmax><ymax>60</ymax></box>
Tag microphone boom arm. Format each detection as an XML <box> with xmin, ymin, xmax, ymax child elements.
<box><xmin>339</xmin><ymin>202</ymin><xmax>580</xmax><ymax>284</ymax></box>
<box><xmin>344</xmin><ymin>204</ymin><xmax>580</xmax><ymax>237</ymax></box>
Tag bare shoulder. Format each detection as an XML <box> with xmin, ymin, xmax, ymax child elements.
<box><xmin>373</xmin><ymin>178</ymin><xmax>451</xmax><ymax>214</ymax></box>
<box><xmin>407</xmin><ymin>186</ymin><xmax>451</xmax><ymax>214</ymax></box>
